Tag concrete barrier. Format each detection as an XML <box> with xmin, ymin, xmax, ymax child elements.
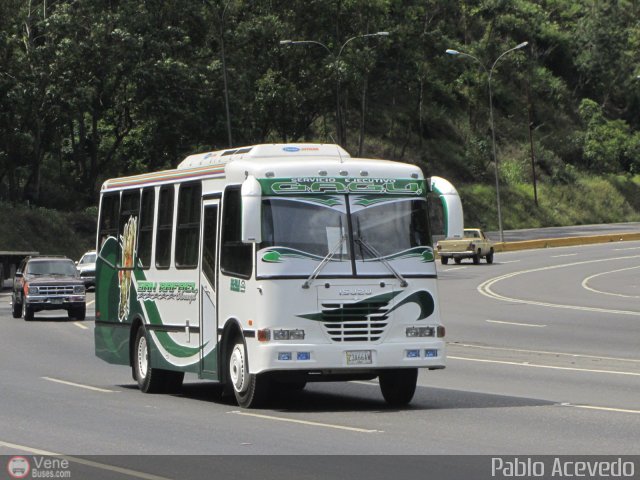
<box><xmin>492</xmin><ymin>232</ymin><xmax>640</xmax><ymax>253</ymax></box>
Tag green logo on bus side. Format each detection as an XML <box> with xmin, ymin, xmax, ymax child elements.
<box><xmin>259</xmin><ymin>178</ymin><xmax>425</xmax><ymax>196</ymax></box>
<box><xmin>230</xmin><ymin>278</ymin><xmax>246</xmax><ymax>293</ymax></box>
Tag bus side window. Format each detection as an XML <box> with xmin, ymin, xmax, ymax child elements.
<box><xmin>175</xmin><ymin>182</ymin><xmax>202</xmax><ymax>269</ymax></box>
<box><xmin>138</xmin><ymin>188</ymin><xmax>155</xmax><ymax>269</ymax></box>
<box><xmin>155</xmin><ymin>186</ymin><xmax>175</xmax><ymax>269</ymax></box>
<box><xmin>220</xmin><ymin>186</ymin><xmax>252</xmax><ymax>279</ymax></box>
<box><xmin>98</xmin><ymin>193</ymin><xmax>120</xmax><ymax>250</ymax></box>
<box><xmin>119</xmin><ymin>190</ymin><xmax>141</xmax><ymax>268</ymax></box>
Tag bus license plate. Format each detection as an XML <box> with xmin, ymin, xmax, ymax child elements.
<box><xmin>346</xmin><ymin>350</ymin><xmax>372</xmax><ymax>365</ymax></box>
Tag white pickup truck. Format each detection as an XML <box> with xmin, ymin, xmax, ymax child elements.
<box><xmin>435</xmin><ymin>228</ymin><xmax>495</xmax><ymax>265</ymax></box>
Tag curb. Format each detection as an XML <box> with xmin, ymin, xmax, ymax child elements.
<box><xmin>492</xmin><ymin>232</ymin><xmax>640</xmax><ymax>253</ymax></box>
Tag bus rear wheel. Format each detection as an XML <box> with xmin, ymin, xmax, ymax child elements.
<box><xmin>228</xmin><ymin>339</ymin><xmax>270</xmax><ymax>408</ymax></box>
<box><xmin>379</xmin><ymin>368</ymin><xmax>418</xmax><ymax>407</ymax></box>
<box><xmin>134</xmin><ymin>326</ymin><xmax>183</xmax><ymax>393</ymax></box>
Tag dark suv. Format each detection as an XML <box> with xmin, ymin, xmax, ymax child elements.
<box><xmin>12</xmin><ymin>256</ymin><xmax>86</xmax><ymax>321</ymax></box>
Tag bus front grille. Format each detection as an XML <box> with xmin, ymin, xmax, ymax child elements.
<box><xmin>320</xmin><ymin>300</ymin><xmax>390</xmax><ymax>342</ymax></box>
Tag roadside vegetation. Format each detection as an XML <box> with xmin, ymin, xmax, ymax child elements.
<box><xmin>0</xmin><ymin>202</ymin><xmax>95</xmax><ymax>259</ymax></box>
<box><xmin>2</xmin><ymin>1</ymin><xmax>640</xmax><ymax>253</ymax></box>
<box><xmin>461</xmin><ymin>174</ymin><xmax>640</xmax><ymax>231</ymax></box>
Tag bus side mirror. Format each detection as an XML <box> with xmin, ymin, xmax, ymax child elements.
<box><xmin>430</xmin><ymin>176</ymin><xmax>463</xmax><ymax>239</ymax></box>
<box><xmin>241</xmin><ymin>176</ymin><xmax>262</xmax><ymax>244</ymax></box>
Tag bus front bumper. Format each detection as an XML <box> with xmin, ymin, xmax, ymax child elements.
<box><xmin>247</xmin><ymin>339</ymin><xmax>446</xmax><ymax>375</ymax></box>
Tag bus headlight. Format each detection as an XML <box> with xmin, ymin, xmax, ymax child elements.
<box><xmin>406</xmin><ymin>326</ymin><xmax>435</xmax><ymax>337</ymax></box>
<box><xmin>273</xmin><ymin>329</ymin><xmax>305</xmax><ymax>341</ymax></box>
<box><xmin>259</xmin><ymin>329</ymin><xmax>306</xmax><ymax>342</ymax></box>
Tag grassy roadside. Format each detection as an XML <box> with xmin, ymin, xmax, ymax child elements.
<box><xmin>459</xmin><ymin>174</ymin><xmax>640</xmax><ymax>230</ymax></box>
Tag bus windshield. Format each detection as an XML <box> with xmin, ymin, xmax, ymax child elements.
<box><xmin>261</xmin><ymin>197</ymin><xmax>351</xmax><ymax>260</ymax></box>
<box><xmin>257</xmin><ymin>196</ymin><xmax>433</xmax><ymax>278</ymax></box>
<box><xmin>352</xmin><ymin>197</ymin><xmax>430</xmax><ymax>259</ymax></box>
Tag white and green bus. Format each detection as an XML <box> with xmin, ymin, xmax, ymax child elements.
<box><xmin>95</xmin><ymin>144</ymin><xmax>459</xmax><ymax>408</ymax></box>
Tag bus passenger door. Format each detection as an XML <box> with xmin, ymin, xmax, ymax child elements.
<box><xmin>200</xmin><ymin>199</ymin><xmax>219</xmax><ymax>376</ymax></box>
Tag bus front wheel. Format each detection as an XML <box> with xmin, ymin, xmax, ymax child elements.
<box><xmin>379</xmin><ymin>368</ymin><xmax>418</xmax><ymax>407</ymax></box>
<box><xmin>228</xmin><ymin>338</ymin><xmax>270</xmax><ymax>408</ymax></box>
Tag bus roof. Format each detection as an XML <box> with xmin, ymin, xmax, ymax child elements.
<box><xmin>101</xmin><ymin>143</ymin><xmax>424</xmax><ymax>191</ymax></box>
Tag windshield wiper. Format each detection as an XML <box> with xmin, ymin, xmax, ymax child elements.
<box><xmin>302</xmin><ymin>233</ymin><xmax>347</xmax><ymax>289</ymax></box>
<box><xmin>355</xmin><ymin>237</ymin><xmax>408</xmax><ymax>287</ymax></box>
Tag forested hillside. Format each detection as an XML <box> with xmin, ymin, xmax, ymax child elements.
<box><xmin>1</xmin><ymin>0</ymin><xmax>640</xmax><ymax>230</ymax></box>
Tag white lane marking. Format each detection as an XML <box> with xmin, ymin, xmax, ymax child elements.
<box><xmin>450</xmin><ymin>342</ymin><xmax>640</xmax><ymax>364</ymax></box>
<box><xmin>562</xmin><ymin>404</ymin><xmax>640</xmax><ymax>415</ymax></box>
<box><xmin>448</xmin><ymin>356</ymin><xmax>640</xmax><ymax>377</ymax></box>
<box><xmin>581</xmin><ymin>266</ymin><xmax>640</xmax><ymax>299</ymax></box>
<box><xmin>42</xmin><ymin>377</ymin><xmax>117</xmax><ymax>393</ymax></box>
<box><xmin>614</xmin><ymin>247</ymin><xmax>640</xmax><ymax>251</ymax></box>
<box><xmin>486</xmin><ymin>319</ymin><xmax>546</xmax><ymax>328</ymax></box>
<box><xmin>477</xmin><ymin>255</ymin><xmax>640</xmax><ymax>316</ymax></box>
<box><xmin>551</xmin><ymin>253</ymin><xmax>578</xmax><ymax>258</ymax></box>
<box><xmin>73</xmin><ymin>322</ymin><xmax>88</xmax><ymax>330</ymax></box>
<box><xmin>229</xmin><ymin>410</ymin><xmax>382</xmax><ymax>433</ymax></box>
<box><xmin>0</xmin><ymin>440</ymin><xmax>171</xmax><ymax>480</ymax></box>
<box><xmin>498</xmin><ymin>260</ymin><xmax>521</xmax><ymax>264</ymax></box>
<box><xmin>441</xmin><ymin>267</ymin><xmax>467</xmax><ymax>271</ymax></box>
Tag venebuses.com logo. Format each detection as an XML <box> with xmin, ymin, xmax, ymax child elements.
<box><xmin>7</xmin><ymin>456</ymin><xmax>30</xmax><ymax>479</ymax></box>
<box><xmin>6</xmin><ymin>456</ymin><xmax>71</xmax><ymax>479</ymax></box>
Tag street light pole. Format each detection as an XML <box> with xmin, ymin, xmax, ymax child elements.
<box><xmin>280</xmin><ymin>32</ymin><xmax>389</xmax><ymax>146</ymax></box>
<box><xmin>219</xmin><ymin>1</ymin><xmax>233</xmax><ymax>148</ymax></box>
<box><xmin>446</xmin><ymin>42</ymin><xmax>528</xmax><ymax>243</ymax></box>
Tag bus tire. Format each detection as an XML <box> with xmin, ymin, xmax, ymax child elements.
<box><xmin>472</xmin><ymin>252</ymin><xmax>480</xmax><ymax>264</ymax></box>
<box><xmin>228</xmin><ymin>338</ymin><xmax>270</xmax><ymax>408</ymax></box>
<box><xmin>379</xmin><ymin>368</ymin><xmax>418</xmax><ymax>407</ymax></box>
<box><xmin>454</xmin><ymin>257</ymin><xmax>462</xmax><ymax>264</ymax></box>
<box><xmin>440</xmin><ymin>256</ymin><xmax>448</xmax><ymax>265</ymax></box>
<box><xmin>134</xmin><ymin>326</ymin><xmax>167</xmax><ymax>394</ymax></box>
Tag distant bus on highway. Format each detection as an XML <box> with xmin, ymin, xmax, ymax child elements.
<box><xmin>94</xmin><ymin>143</ymin><xmax>458</xmax><ymax>408</ymax></box>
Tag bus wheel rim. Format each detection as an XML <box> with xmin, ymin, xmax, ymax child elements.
<box><xmin>230</xmin><ymin>345</ymin><xmax>247</xmax><ymax>393</ymax></box>
<box><xmin>137</xmin><ymin>335</ymin><xmax>148</xmax><ymax>379</ymax></box>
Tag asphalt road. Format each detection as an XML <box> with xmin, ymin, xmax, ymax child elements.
<box><xmin>1</xmin><ymin>240</ymin><xmax>639</xmax><ymax>477</ymax></box>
